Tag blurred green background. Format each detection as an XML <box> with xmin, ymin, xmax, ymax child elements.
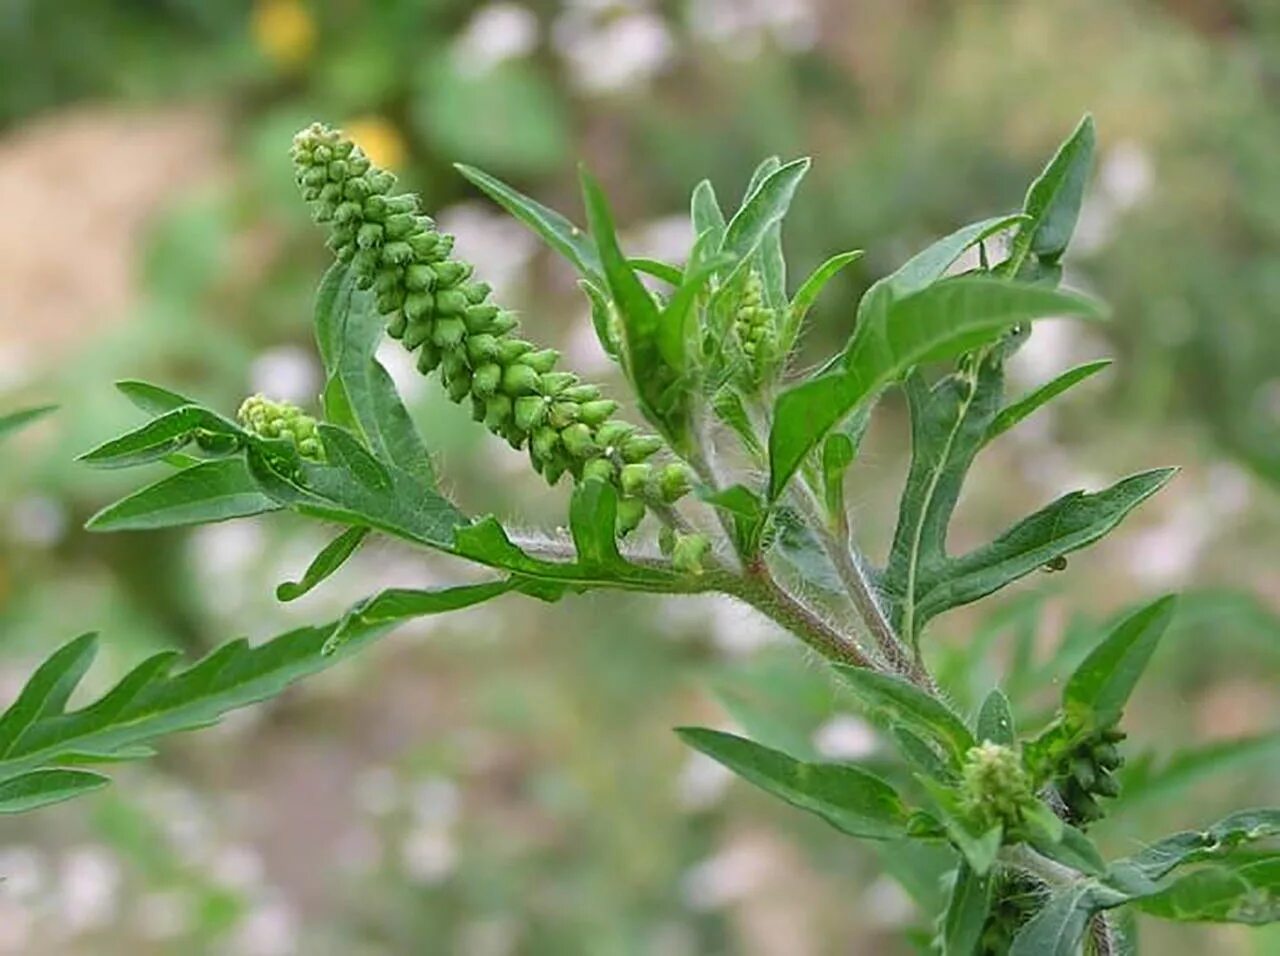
<box><xmin>1</xmin><ymin>1</ymin><xmax>1278</xmax><ymax>953</ymax></box>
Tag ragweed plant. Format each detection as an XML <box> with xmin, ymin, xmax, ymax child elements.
<box><xmin>1</xmin><ymin>116</ymin><xmax>1275</xmax><ymax>952</ymax></box>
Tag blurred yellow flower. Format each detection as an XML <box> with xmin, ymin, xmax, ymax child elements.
<box><xmin>252</xmin><ymin>0</ymin><xmax>316</xmax><ymax>69</ymax></box>
<box><xmin>345</xmin><ymin>117</ymin><xmax>408</xmax><ymax>171</ymax></box>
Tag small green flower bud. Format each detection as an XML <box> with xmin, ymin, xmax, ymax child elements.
<box><xmin>496</xmin><ymin>339</ymin><xmax>533</xmax><ymax>364</ymax></box>
<box><xmin>489</xmin><ymin>311</ymin><xmax>519</xmax><ymax>335</ymax></box>
<box><xmin>539</xmin><ymin>372</ymin><xmax>579</xmax><ymax>395</ymax></box>
<box><xmin>520</xmin><ymin>349</ymin><xmax>559</xmax><ymax>374</ymax></box>
<box><xmin>375</xmin><ymin>288</ymin><xmax>405</xmax><ymax>314</ymax></box>
<box><xmin>381</xmin><ymin>241</ymin><xmax>414</xmax><ymax>265</ymax></box>
<box><xmin>514</xmin><ymin>396</ymin><xmax>548</xmax><ymax>432</ymax></box>
<box><xmin>463</xmin><ymin>304</ymin><xmax>500</xmax><ymax>333</ymax></box>
<box><xmin>434</xmin><ymin>260</ymin><xmax>472</xmax><ymax>287</ymax></box>
<box><xmin>577</xmin><ymin>400</ymin><xmax>618</xmax><ymax>427</ymax></box>
<box><xmin>401</xmin><ymin>319</ymin><xmax>433</xmax><ymax>351</ymax></box>
<box><xmin>616</xmin><ymin>497</ymin><xmax>647</xmax><ymax>536</ymax></box>
<box><xmin>416</xmin><ymin>343</ymin><xmax>442</xmax><ymax>374</ymax></box>
<box><xmin>356</xmin><ymin>222</ymin><xmax>383</xmax><ymax>248</ymax></box>
<box><xmin>582</xmin><ymin>458</ymin><xmax>616</xmax><ymax>483</ymax></box>
<box><xmin>404</xmin><ymin>291</ymin><xmax>434</xmax><ymax>323</ymax></box>
<box><xmin>658</xmin><ymin>524</ymin><xmax>677</xmax><ymax>556</ymax></box>
<box><xmin>405</xmin><ymin>263</ymin><xmax>436</xmax><ymax>291</ymax></box>
<box><xmin>542</xmin><ymin>452</ymin><xmax>569</xmax><ymax>485</ymax></box>
<box><xmin>471</xmin><ymin>363</ymin><xmax>502</xmax><ymax>398</ymax></box>
<box><xmin>446</xmin><ymin>371</ymin><xmax>472</xmax><ymax>404</ymax></box>
<box><xmin>657</xmin><ymin>463</ymin><xmax>693</xmax><ymax>503</ymax></box>
<box><xmin>501</xmin><ymin>363</ymin><xmax>541</xmax><ymax>396</ymax></box>
<box><xmin>558</xmin><ymin>384</ymin><xmax>601</xmax><ymax>403</ymax></box>
<box><xmin>672</xmin><ymin>533</ymin><xmax>711</xmax><ymax>574</ymax></box>
<box><xmin>465</xmin><ymin>281</ymin><xmax>492</xmax><ymax>304</ymax></box>
<box><xmin>484</xmin><ymin>395</ymin><xmax>513</xmax><ymax>429</ymax></box>
<box><xmin>384</xmin><ymin>213</ymin><xmax>417</xmax><ymax>239</ymax></box>
<box><xmin>431</xmin><ymin>316</ymin><xmax>467</xmax><ymax>348</ymax></box>
<box><xmin>372</xmin><ymin>268</ymin><xmax>400</xmax><ymax>294</ymax></box>
<box><xmin>406</xmin><ymin>232</ymin><xmax>440</xmax><ymax>258</ymax></box>
<box><xmin>385</xmin><ymin>310</ymin><xmax>408</xmax><ymax>339</ymax></box>
<box><xmin>595</xmin><ymin>422</ymin><xmax>635</xmax><ymax>450</ymax></box>
<box><xmin>619</xmin><ymin>463</ymin><xmax>652</xmax><ymax>497</ymax></box>
<box><xmin>561</xmin><ymin>423</ymin><xmax>598</xmax><ymax>459</ymax></box>
<box><xmin>434</xmin><ymin>288</ymin><xmax>468</xmax><ymax>317</ymax></box>
<box><xmin>620</xmin><ymin>434</ymin><xmax>663</xmax><ymax>463</ymax></box>
<box><xmin>531</xmin><ymin>426</ymin><xmax>560</xmax><ymax>462</ymax></box>
<box><xmin>466</xmin><ymin>334</ymin><xmax>501</xmax><ymax>364</ymax></box>
<box><xmin>960</xmin><ymin>742</ymin><xmax>1034</xmax><ymax>831</ymax></box>
<box><xmin>547</xmin><ymin>401</ymin><xmax>579</xmax><ymax>430</ymax></box>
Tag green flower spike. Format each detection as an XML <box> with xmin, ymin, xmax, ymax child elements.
<box><xmin>733</xmin><ymin>270</ymin><xmax>777</xmax><ymax>384</ymax></box>
<box><xmin>291</xmin><ymin>123</ymin><xmax>689</xmax><ymax>536</ymax></box>
<box><xmin>1053</xmin><ymin>726</ymin><xmax>1126</xmax><ymax>826</ymax></box>
<box><xmin>960</xmin><ymin>741</ymin><xmax>1035</xmax><ymax>831</ymax></box>
<box><xmin>238</xmin><ymin>394</ymin><xmax>324</xmax><ymax>461</ymax></box>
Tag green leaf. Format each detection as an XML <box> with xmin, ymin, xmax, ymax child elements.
<box><xmin>1030</xmin><ymin>822</ymin><xmax>1108</xmax><ymax>877</ymax></box>
<box><xmin>720</xmin><ymin>158</ymin><xmax>809</xmax><ymax>274</ymax></box>
<box><xmin>1009</xmin><ymin>883</ymin><xmax>1094</xmax><ymax>956</ymax></box>
<box><xmin>1004</xmin><ymin>115</ymin><xmax>1096</xmax><ymax>274</ymax></box>
<box><xmin>834</xmin><ymin>666</ymin><xmax>975</xmax><ymax>767</ymax></box>
<box><xmin>986</xmin><ymin>359</ymin><xmax>1111</xmax><ymax>442</ymax></box>
<box><xmin>580</xmin><ymin>278</ymin><xmax>622</xmax><ymax>361</ymax></box>
<box><xmin>1134</xmin><ymin>856</ymin><xmax>1280</xmax><ymax>925</ymax></box>
<box><xmin>821</xmin><ymin>432</ymin><xmax>857</xmax><ymax>521</ymax></box>
<box><xmin>0</xmin><ymin>769</ymin><xmax>108</xmax><ymax>814</ymax></box>
<box><xmin>676</xmin><ymin>727</ymin><xmax>910</xmax><ymax>840</ymax></box>
<box><xmin>569</xmin><ymin>479</ymin><xmax>624</xmax><ymax>571</ymax></box>
<box><xmin>0</xmin><ymin>633</ymin><xmax>99</xmax><ymax>758</ymax></box>
<box><xmin>690</xmin><ymin>179</ymin><xmax>726</xmax><ymax>249</ymax></box>
<box><xmin>908</xmin><ymin>469</ymin><xmax>1176</xmax><ymax>634</ymax></box>
<box><xmin>0</xmin><ymin>404</ymin><xmax>57</xmax><ymax>441</ymax></box>
<box><xmin>1110</xmin><ymin>808</ymin><xmax>1280</xmax><ymax>891</ymax></box>
<box><xmin>711</xmin><ymin>386</ymin><xmax>765</xmax><ymax>462</ymax></box>
<box><xmin>114</xmin><ymin>380</ymin><xmax>197</xmax><ymax>416</ymax></box>
<box><xmin>739</xmin><ymin>157</ymin><xmax>788</xmax><ymax>310</ymax></box>
<box><xmin>313</xmin><ymin>264</ymin><xmax>434</xmax><ymax>486</ymax></box>
<box><xmin>918</xmin><ymin>776</ymin><xmax>1003</xmax><ymax>874</ymax></box>
<box><xmin>322</xmin><ymin>579</ymin><xmax>516</xmax><ymax>655</ymax></box>
<box><xmin>976</xmin><ymin>689</ymin><xmax>1015</xmax><ymax>745</ymax></box>
<box><xmin>629</xmin><ymin>257</ymin><xmax>684</xmax><ymax>286</ymax></box>
<box><xmin>0</xmin><ymin>595</ymin><xmax>462</xmax><ymax>806</ymax></box>
<box><xmin>781</xmin><ymin>249</ymin><xmax>864</xmax><ymax>355</ymax></box>
<box><xmin>86</xmin><ymin>459</ymin><xmax>281</xmax><ymax>531</ymax></box>
<box><xmin>455</xmin><ymin>163</ymin><xmax>602</xmax><ymax>282</ymax></box>
<box><xmin>1064</xmin><ymin>595</ymin><xmax>1177</xmax><ymax>725</ymax></box>
<box><xmin>700</xmin><ymin>483</ymin><xmax>767</xmax><ymax>557</ymax></box>
<box><xmin>276</xmin><ymin>526</ymin><xmax>370</xmax><ymax>602</ymax></box>
<box><xmin>941</xmin><ymin>862</ymin><xmax>993</xmax><ymax>956</ymax></box>
<box><xmin>657</xmin><ymin>254</ymin><xmax>727</xmax><ymax>371</ymax></box>
<box><xmin>78</xmin><ymin>405</ymin><xmax>242</xmax><ymax>469</ymax></box>
<box><xmin>768</xmin><ymin>277</ymin><xmax>1101</xmax><ymax>499</ymax></box>
<box><xmin>580</xmin><ymin>168</ymin><xmax>683</xmax><ymax>442</ymax></box>
<box><xmin>1117</xmin><ymin>733</ymin><xmax>1280</xmax><ymax>812</ymax></box>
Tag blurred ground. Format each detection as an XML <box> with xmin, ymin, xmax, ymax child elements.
<box><xmin>0</xmin><ymin>1</ymin><xmax>1278</xmax><ymax>954</ymax></box>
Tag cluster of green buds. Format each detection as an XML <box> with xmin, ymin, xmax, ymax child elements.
<box><xmin>238</xmin><ymin>394</ymin><xmax>324</xmax><ymax>461</ymax></box>
<box><xmin>733</xmin><ymin>271</ymin><xmax>777</xmax><ymax>384</ymax></box>
<box><xmin>1052</xmin><ymin>726</ymin><xmax>1125</xmax><ymax>825</ymax></box>
<box><xmin>960</xmin><ymin>741</ymin><xmax>1035</xmax><ymax>831</ymax></box>
<box><xmin>290</xmin><ymin>123</ymin><xmax>691</xmax><ymax>536</ymax></box>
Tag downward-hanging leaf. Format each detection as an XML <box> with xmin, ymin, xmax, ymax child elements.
<box><xmin>0</xmin><ymin>404</ymin><xmax>57</xmax><ymax>441</ymax></box>
<box><xmin>677</xmin><ymin>727</ymin><xmax>910</xmax><ymax>840</ymax></box>
<box><xmin>455</xmin><ymin>163</ymin><xmax>602</xmax><ymax>282</ymax></box>
<box><xmin>86</xmin><ymin>459</ymin><xmax>281</xmax><ymax>531</ymax></box>
<box><xmin>941</xmin><ymin>862</ymin><xmax>993</xmax><ymax>956</ymax></box>
<box><xmin>276</xmin><ymin>526</ymin><xmax>370</xmax><ymax>602</ymax></box>
<box><xmin>768</xmin><ymin>277</ymin><xmax>1101</xmax><ymax>499</ymax></box>
<box><xmin>1133</xmin><ymin>856</ymin><xmax>1280</xmax><ymax>925</ymax></box>
<box><xmin>0</xmin><ymin>769</ymin><xmax>108</xmax><ymax>813</ymax></box>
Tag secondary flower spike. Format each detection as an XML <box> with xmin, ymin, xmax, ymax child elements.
<box><xmin>291</xmin><ymin>123</ymin><xmax>690</xmax><ymax>534</ymax></box>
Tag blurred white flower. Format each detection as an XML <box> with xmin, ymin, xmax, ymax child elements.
<box><xmin>402</xmin><ymin>825</ymin><xmax>458</xmax><ymax>884</ymax></box>
<box><xmin>813</xmin><ymin>714</ymin><xmax>877</xmax><ymax>760</ymax></box>
<box><xmin>689</xmin><ymin>0</ymin><xmax>818</xmax><ymax>56</ymax></box>
<box><xmin>676</xmin><ymin>750</ymin><xmax>733</xmax><ymax>811</ymax></box>
<box><xmin>454</xmin><ymin>3</ymin><xmax>539</xmax><ymax>74</ymax></box>
<box><xmin>409</xmin><ymin>775</ymin><xmax>461</xmax><ymax>827</ymax></box>
<box><xmin>861</xmin><ymin>875</ymin><xmax>916</xmax><ymax>928</ymax></box>
<box><xmin>1101</xmin><ymin>141</ymin><xmax>1154</xmax><ymax>211</ymax></box>
<box><xmin>8</xmin><ymin>494</ymin><xmax>68</xmax><ymax>547</ymax></box>
<box><xmin>57</xmin><ymin>845</ymin><xmax>121</xmax><ymax>934</ymax></box>
<box><xmin>210</xmin><ymin>843</ymin><xmax>266</xmax><ymax>892</ymax></box>
<box><xmin>229</xmin><ymin>895</ymin><xmax>297</xmax><ymax>956</ymax></box>
<box><xmin>249</xmin><ymin>344</ymin><xmax>321</xmax><ymax>405</ymax></box>
<box><xmin>553</xmin><ymin>6</ymin><xmax>673</xmax><ymax>93</ymax></box>
<box><xmin>0</xmin><ymin>847</ymin><xmax>46</xmax><ymax>903</ymax></box>
<box><xmin>680</xmin><ymin>838</ymin><xmax>772</xmax><ymax>910</ymax></box>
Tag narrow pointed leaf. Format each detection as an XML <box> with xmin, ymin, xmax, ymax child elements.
<box><xmin>1064</xmin><ymin>595</ymin><xmax>1178</xmax><ymax>724</ymax></box>
<box><xmin>782</xmin><ymin>249</ymin><xmax>864</xmax><ymax>354</ymax></box>
<box><xmin>976</xmin><ymin>689</ymin><xmax>1015</xmax><ymax>745</ymax></box>
<box><xmin>690</xmin><ymin>179</ymin><xmax>726</xmax><ymax>248</ymax></box>
<box><xmin>834</xmin><ymin>666</ymin><xmax>975</xmax><ymax>766</ymax></box>
<box><xmin>677</xmin><ymin>727</ymin><xmax>909</xmax><ymax>840</ymax></box>
<box><xmin>1009</xmin><ymin>883</ymin><xmax>1094</xmax><ymax>956</ymax></box>
<box><xmin>987</xmin><ymin>359</ymin><xmax>1111</xmax><ymax>442</ymax></box>
<box><xmin>1005</xmin><ymin>114</ymin><xmax>1096</xmax><ymax>274</ymax></box>
<box><xmin>276</xmin><ymin>526</ymin><xmax>370</xmax><ymax>602</ymax></box>
<box><xmin>455</xmin><ymin>163</ymin><xmax>602</xmax><ymax>280</ymax></box>
<box><xmin>78</xmin><ymin>406</ymin><xmax>242</xmax><ymax>469</ymax></box>
<box><xmin>720</xmin><ymin>158</ymin><xmax>809</xmax><ymax>269</ymax></box>
<box><xmin>0</xmin><ymin>634</ymin><xmax>99</xmax><ymax>758</ymax></box>
<box><xmin>769</xmin><ymin>278</ymin><xmax>1102</xmax><ymax>499</ymax></box>
<box><xmin>580</xmin><ymin>278</ymin><xmax>622</xmax><ymax>361</ymax></box>
<box><xmin>0</xmin><ymin>404</ymin><xmax>57</xmax><ymax>441</ymax></box>
<box><xmin>86</xmin><ymin>458</ymin><xmax>281</xmax><ymax>531</ymax></box>
<box><xmin>114</xmin><ymin>380</ymin><xmax>198</xmax><ymax>416</ymax></box>
<box><xmin>322</xmin><ymin>579</ymin><xmax>516</xmax><ymax>654</ymax></box>
<box><xmin>0</xmin><ymin>769</ymin><xmax>108</xmax><ymax>814</ymax></box>
<box><xmin>941</xmin><ymin>862</ymin><xmax>993</xmax><ymax>956</ymax></box>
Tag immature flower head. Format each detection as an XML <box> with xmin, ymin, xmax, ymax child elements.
<box><xmin>238</xmin><ymin>394</ymin><xmax>324</xmax><ymax>461</ymax></box>
<box><xmin>290</xmin><ymin>123</ymin><xmax>687</xmax><ymax>536</ymax></box>
<box><xmin>733</xmin><ymin>270</ymin><xmax>778</xmax><ymax>386</ymax></box>
<box><xmin>960</xmin><ymin>741</ymin><xmax>1034</xmax><ymax>830</ymax></box>
<box><xmin>1053</xmin><ymin>726</ymin><xmax>1126</xmax><ymax>826</ymax></box>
